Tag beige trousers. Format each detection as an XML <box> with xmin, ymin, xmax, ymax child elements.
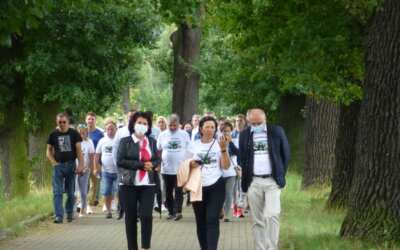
<box><xmin>248</xmin><ymin>177</ymin><xmax>281</xmax><ymax>250</ymax></box>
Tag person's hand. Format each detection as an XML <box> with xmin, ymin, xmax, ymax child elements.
<box><xmin>154</xmin><ymin>166</ymin><xmax>161</xmax><ymax>172</ymax></box>
<box><xmin>76</xmin><ymin>164</ymin><xmax>84</xmax><ymax>175</ymax></box>
<box><xmin>190</xmin><ymin>160</ymin><xmax>200</xmax><ymax>169</ymax></box>
<box><xmin>51</xmin><ymin>161</ymin><xmax>59</xmax><ymax>167</ymax></box>
<box><xmin>144</xmin><ymin>161</ymin><xmax>153</xmax><ymax>171</ymax></box>
<box><xmin>218</xmin><ymin>135</ymin><xmax>229</xmax><ymax>151</ymax></box>
<box><xmin>224</xmin><ymin>133</ymin><xmax>232</xmax><ymax>143</ymax></box>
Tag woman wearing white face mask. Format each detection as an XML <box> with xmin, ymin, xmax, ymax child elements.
<box><xmin>117</xmin><ymin>111</ymin><xmax>161</xmax><ymax>250</ymax></box>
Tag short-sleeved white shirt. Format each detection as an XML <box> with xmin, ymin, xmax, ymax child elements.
<box><xmin>157</xmin><ymin>129</ymin><xmax>190</xmax><ymax>175</ymax></box>
<box><xmin>188</xmin><ymin>139</ymin><xmax>223</xmax><ymax>187</ymax></box>
<box><xmin>96</xmin><ymin>136</ymin><xmax>118</xmax><ymax>173</ymax></box>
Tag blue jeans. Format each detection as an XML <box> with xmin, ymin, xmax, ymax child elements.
<box><xmin>52</xmin><ymin>161</ymin><xmax>76</xmax><ymax>219</ymax></box>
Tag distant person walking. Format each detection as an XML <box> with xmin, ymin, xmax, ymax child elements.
<box><xmin>239</xmin><ymin>108</ymin><xmax>290</xmax><ymax>250</ymax></box>
<box><xmin>95</xmin><ymin>118</ymin><xmax>118</xmax><ymax>219</ymax></box>
<box><xmin>46</xmin><ymin>112</ymin><xmax>84</xmax><ymax>224</ymax></box>
<box><xmin>86</xmin><ymin>112</ymin><xmax>103</xmax><ymax>212</ymax></box>
<box><xmin>75</xmin><ymin>124</ymin><xmax>95</xmax><ymax>217</ymax></box>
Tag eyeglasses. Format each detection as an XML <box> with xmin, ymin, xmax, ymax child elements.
<box><xmin>58</xmin><ymin>120</ymin><xmax>67</xmax><ymax>124</ymax></box>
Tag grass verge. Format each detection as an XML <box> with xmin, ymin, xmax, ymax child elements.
<box><xmin>280</xmin><ymin>174</ymin><xmax>399</xmax><ymax>250</ymax></box>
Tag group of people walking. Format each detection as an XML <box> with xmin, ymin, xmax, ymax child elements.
<box><xmin>46</xmin><ymin>108</ymin><xmax>290</xmax><ymax>250</ymax></box>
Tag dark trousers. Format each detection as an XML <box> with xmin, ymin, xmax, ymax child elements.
<box><xmin>162</xmin><ymin>174</ymin><xmax>183</xmax><ymax>216</ymax></box>
<box><xmin>193</xmin><ymin>178</ymin><xmax>226</xmax><ymax>250</ymax></box>
<box><xmin>120</xmin><ymin>185</ymin><xmax>155</xmax><ymax>250</ymax></box>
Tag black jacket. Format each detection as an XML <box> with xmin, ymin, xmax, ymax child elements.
<box><xmin>238</xmin><ymin>124</ymin><xmax>290</xmax><ymax>192</ymax></box>
<box><xmin>117</xmin><ymin>136</ymin><xmax>161</xmax><ymax>186</ymax></box>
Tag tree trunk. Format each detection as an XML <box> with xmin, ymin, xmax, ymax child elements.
<box><xmin>121</xmin><ymin>85</ymin><xmax>131</xmax><ymax>114</ymax></box>
<box><xmin>0</xmin><ymin>76</ymin><xmax>30</xmax><ymax>197</ymax></box>
<box><xmin>0</xmin><ymin>35</ymin><xmax>29</xmax><ymax>197</ymax></box>
<box><xmin>302</xmin><ymin>96</ymin><xmax>339</xmax><ymax>188</ymax></box>
<box><xmin>340</xmin><ymin>0</ymin><xmax>400</xmax><ymax>241</ymax></box>
<box><xmin>276</xmin><ymin>94</ymin><xmax>306</xmax><ymax>173</ymax></box>
<box><xmin>0</xmin><ymin>134</ymin><xmax>11</xmax><ymax>198</ymax></box>
<box><xmin>170</xmin><ymin>23</ymin><xmax>201</xmax><ymax>122</ymax></box>
<box><xmin>28</xmin><ymin>101</ymin><xmax>60</xmax><ymax>188</ymax></box>
<box><xmin>327</xmin><ymin>101</ymin><xmax>360</xmax><ymax>209</ymax></box>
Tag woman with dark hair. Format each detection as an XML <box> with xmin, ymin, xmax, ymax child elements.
<box><xmin>187</xmin><ymin>116</ymin><xmax>230</xmax><ymax>250</ymax></box>
<box><xmin>117</xmin><ymin>111</ymin><xmax>160</xmax><ymax>250</ymax></box>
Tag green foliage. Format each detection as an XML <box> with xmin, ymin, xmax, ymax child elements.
<box><xmin>158</xmin><ymin>0</ymin><xmax>205</xmax><ymax>25</ymax></box>
<box><xmin>131</xmin><ymin>26</ymin><xmax>174</xmax><ymax>116</ymax></box>
<box><xmin>199</xmin><ymin>0</ymin><xmax>370</xmax><ymax>114</ymax></box>
<box><xmin>0</xmin><ymin>0</ymin><xmax>52</xmax><ymax>46</ymax></box>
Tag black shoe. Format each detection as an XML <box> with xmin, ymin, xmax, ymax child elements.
<box><xmin>54</xmin><ymin>217</ymin><xmax>63</xmax><ymax>224</ymax></box>
<box><xmin>67</xmin><ymin>214</ymin><xmax>74</xmax><ymax>223</ymax></box>
<box><xmin>117</xmin><ymin>211</ymin><xmax>124</xmax><ymax>220</ymax></box>
<box><xmin>154</xmin><ymin>207</ymin><xmax>161</xmax><ymax>213</ymax></box>
<box><xmin>166</xmin><ymin>214</ymin><xmax>175</xmax><ymax>220</ymax></box>
<box><xmin>224</xmin><ymin>218</ymin><xmax>231</xmax><ymax>222</ymax></box>
<box><xmin>106</xmin><ymin>212</ymin><xmax>112</xmax><ymax>219</ymax></box>
<box><xmin>174</xmin><ymin>214</ymin><xmax>183</xmax><ymax>221</ymax></box>
<box><xmin>94</xmin><ymin>200</ymin><xmax>99</xmax><ymax>206</ymax></box>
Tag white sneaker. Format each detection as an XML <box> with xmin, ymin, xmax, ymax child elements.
<box><xmin>102</xmin><ymin>204</ymin><xmax>107</xmax><ymax>212</ymax></box>
<box><xmin>87</xmin><ymin>206</ymin><xmax>93</xmax><ymax>214</ymax></box>
<box><xmin>79</xmin><ymin>213</ymin><xmax>84</xmax><ymax>218</ymax></box>
<box><xmin>161</xmin><ymin>204</ymin><xmax>167</xmax><ymax>212</ymax></box>
<box><xmin>86</xmin><ymin>206</ymin><xmax>93</xmax><ymax>214</ymax></box>
<box><xmin>111</xmin><ymin>200</ymin><xmax>117</xmax><ymax>211</ymax></box>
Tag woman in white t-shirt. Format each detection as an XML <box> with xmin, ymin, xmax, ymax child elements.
<box><xmin>187</xmin><ymin>116</ymin><xmax>230</xmax><ymax>250</ymax></box>
<box><xmin>75</xmin><ymin>125</ymin><xmax>95</xmax><ymax>217</ymax></box>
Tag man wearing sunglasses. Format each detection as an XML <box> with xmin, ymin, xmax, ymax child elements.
<box><xmin>46</xmin><ymin>112</ymin><xmax>84</xmax><ymax>224</ymax></box>
<box><xmin>238</xmin><ymin>108</ymin><xmax>290</xmax><ymax>250</ymax></box>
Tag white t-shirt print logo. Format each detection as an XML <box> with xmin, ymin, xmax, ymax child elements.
<box><xmin>58</xmin><ymin>135</ymin><xmax>72</xmax><ymax>152</ymax></box>
<box><xmin>167</xmin><ymin>140</ymin><xmax>182</xmax><ymax>152</ymax></box>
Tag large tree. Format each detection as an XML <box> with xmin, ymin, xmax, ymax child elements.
<box><xmin>158</xmin><ymin>0</ymin><xmax>205</xmax><ymax>122</ymax></box>
<box><xmin>340</xmin><ymin>0</ymin><xmax>400</xmax><ymax>241</ymax></box>
<box><xmin>201</xmin><ymin>0</ymin><xmax>363</xmax><ymax>188</ymax></box>
<box><xmin>0</xmin><ymin>0</ymin><xmax>160</xmax><ymax>195</ymax></box>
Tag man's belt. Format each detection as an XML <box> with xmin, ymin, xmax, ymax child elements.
<box><xmin>253</xmin><ymin>174</ymin><xmax>272</xmax><ymax>178</ymax></box>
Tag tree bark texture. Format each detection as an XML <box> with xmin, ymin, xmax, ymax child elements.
<box><xmin>340</xmin><ymin>0</ymin><xmax>400</xmax><ymax>241</ymax></box>
<box><xmin>302</xmin><ymin>96</ymin><xmax>340</xmax><ymax>188</ymax></box>
<box><xmin>121</xmin><ymin>85</ymin><xmax>131</xmax><ymax>114</ymax></box>
<box><xmin>327</xmin><ymin>101</ymin><xmax>360</xmax><ymax>209</ymax></box>
<box><xmin>28</xmin><ymin>101</ymin><xmax>60</xmax><ymax>188</ymax></box>
<box><xmin>170</xmin><ymin>23</ymin><xmax>201</xmax><ymax>123</ymax></box>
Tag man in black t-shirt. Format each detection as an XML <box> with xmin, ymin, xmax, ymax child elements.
<box><xmin>46</xmin><ymin>112</ymin><xmax>84</xmax><ymax>224</ymax></box>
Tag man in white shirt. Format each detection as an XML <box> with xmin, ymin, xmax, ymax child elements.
<box><xmin>157</xmin><ymin>114</ymin><xmax>190</xmax><ymax>220</ymax></box>
<box><xmin>95</xmin><ymin>118</ymin><xmax>118</xmax><ymax>219</ymax></box>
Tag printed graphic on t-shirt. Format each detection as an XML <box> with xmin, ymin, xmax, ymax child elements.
<box><xmin>253</xmin><ymin>141</ymin><xmax>268</xmax><ymax>154</ymax></box>
<box><xmin>253</xmin><ymin>133</ymin><xmax>268</xmax><ymax>155</ymax></box>
<box><xmin>58</xmin><ymin>135</ymin><xmax>72</xmax><ymax>152</ymax></box>
<box><xmin>104</xmin><ymin>146</ymin><xmax>113</xmax><ymax>154</ymax></box>
<box><xmin>167</xmin><ymin>140</ymin><xmax>182</xmax><ymax>151</ymax></box>
<box><xmin>197</xmin><ymin>152</ymin><xmax>217</xmax><ymax>166</ymax></box>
